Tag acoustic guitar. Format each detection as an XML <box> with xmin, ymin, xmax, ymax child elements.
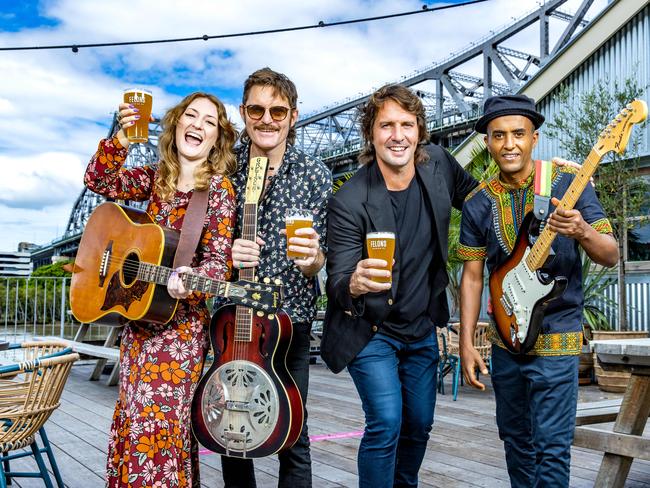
<box><xmin>192</xmin><ymin>157</ymin><xmax>303</xmax><ymax>458</ymax></box>
<box><xmin>70</xmin><ymin>202</ymin><xmax>282</xmax><ymax>326</ymax></box>
<box><xmin>489</xmin><ymin>100</ymin><xmax>647</xmax><ymax>354</ymax></box>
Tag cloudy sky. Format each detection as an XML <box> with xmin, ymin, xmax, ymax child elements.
<box><xmin>0</xmin><ymin>0</ymin><xmax>607</xmax><ymax>252</ymax></box>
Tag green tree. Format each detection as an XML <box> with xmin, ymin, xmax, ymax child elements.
<box><xmin>546</xmin><ymin>77</ymin><xmax>649</xmax><ymax>331</ymax></box>
<box><xmin>446</xmin><ymin>143</ymin><xmax>497</xmax><ymax>317</ymax></box>
<box><xmin>31</xmin><ymin>260</ymin><xmax>73</xmax><ymax>278</ymax></box>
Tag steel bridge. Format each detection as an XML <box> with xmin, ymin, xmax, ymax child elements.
<box><xmin>295</xmin><ymin>0</ymin><xmax>596</xmax><ymax>173</ymax></box>
<box><xmin>32</xmin><ymin>0</ymin><xmax>599</xmax><ymax>265</ymax></box>
<box><xmin>31</xmin><ymin>118</ymin><xmax>163</xmax><ymax>268</ymax></box>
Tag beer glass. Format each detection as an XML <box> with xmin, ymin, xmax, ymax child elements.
<box><xmin>123</xmin><ymin>88</ymin><xmax>153</xmax><ymax>143</ymax></box>
<box><xmin>285</xmin><ymin>208</ymin><xmax>314</xmax><ymax>259</ymax></box>
<box><xmin>366</xmin><ymin>232</ymin><xmax>395</xmax><ymax>283</ymax></box>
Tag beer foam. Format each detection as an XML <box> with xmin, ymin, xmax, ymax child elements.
<box><xmin>366</xmin><ymin>232</ymin><xmax>395</xmax><ymax>239</ymax></box>
<box><xmin>286</xmin><ymin>214</ymin><xmax>314</xmax><ymax>221</ymax></box>
<box><xmin>124</xmin><ymin>87</ymin><xmax>152</xmax><ymax>96</ymax></box>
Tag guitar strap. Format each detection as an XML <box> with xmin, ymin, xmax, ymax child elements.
<box><xmin>173</xmin><ymin>189</ymin><xmax>210</xmax><ymax>268</ymax></box>
<box><xmin>533</xmin><ymin>160</ymin><xmax>552</xmax><ymax>221</ymax></box>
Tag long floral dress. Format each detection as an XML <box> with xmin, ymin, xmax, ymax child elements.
<box><xmin>85</xmin><ymin>137</ymin><xmax>235</xmax><ymax>488</ymax></box>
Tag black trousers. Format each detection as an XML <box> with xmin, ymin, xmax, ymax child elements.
<box><xmin>221</xmin><ymin>321</ymin><xmax>312</xmax><ymax>488</ymax></box>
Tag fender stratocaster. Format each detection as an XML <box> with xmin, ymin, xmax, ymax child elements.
<box><xmin>490</xmin><ymin>100</ymin><xmax>647</xmax><ymax>354</ymax></box>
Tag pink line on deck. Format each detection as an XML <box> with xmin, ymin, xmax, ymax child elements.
<box><xmin>198</xmin><ymin>430</ymin><xmax>364</xmax><ymax>455</ymax></box>
<box><xmin>309</xmin><ymin>430</ymin><xmax>363</xmax><ymax>442</ymax></box>
<box><xmin>310</xmin><ymin>430</ymin><xmax>364</xmax><ymax>442</ymax></box>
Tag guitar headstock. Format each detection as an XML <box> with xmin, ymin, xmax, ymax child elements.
<box><xmin>227</xmin><ymin>279</ymin><xmax>284</xmax><ymax>314</ymax></box>
<box><xmin>595</xmin><ymin>99</ymin><xmax>648</xmax><ymax>157</ymax></box>
<box><xmin>244</xmin><ymin>157</ymin><xmax>269</xmax><ymax>204</ymax></box>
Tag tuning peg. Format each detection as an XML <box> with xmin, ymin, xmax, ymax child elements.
<box><xmin>256</xmin><ymin>311</ymin><xmax>264</xmax><ymax>317</ymax></box>
<box><xmin>263</xmin><ymin>277</ymin><xmax>271</xmax><ymax>284</ymax></box>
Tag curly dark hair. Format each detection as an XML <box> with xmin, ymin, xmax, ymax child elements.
<box><xmin>358</xmin><ymin>84</ymin><xmax>429</xmax><ymax>165</ymax></box>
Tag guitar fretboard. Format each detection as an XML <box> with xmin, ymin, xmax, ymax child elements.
<box><xmin>235</xmin><ymin>202</ymin><xmax>260</xmax><ymax>342</ymax></box>
<box><xmin>136</xmin><ymin>262</ymin><xmax>230</xmax><ymax>296</ymax></box>
<box><xmin>526</xmin><ymin>149</ymin><xmax>600</xmax><ymax>270</ymax></box>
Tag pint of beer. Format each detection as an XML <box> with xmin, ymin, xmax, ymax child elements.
<box><xmin>285</xmin><ymin>208</ymin><xmax>314</xmax><ymax>259</ymax></box>
<box><xmin>123</xmin><ymin>88</ymin><xmax>153</xmax><ymax>143</ymax></box>
<box><xmin>366</xmin><ymin>232</ymin><xmax>395</xmax><ymax>283</ymax></box>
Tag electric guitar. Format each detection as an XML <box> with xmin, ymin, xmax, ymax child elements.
<box><xmin>192</xmin><ymin>157</ymin><xmax>303</xmax><ymax>458</ymax></box>
<box><xmin>69</xmin><ymin>202</ymin><xmax>282</xmax><ymax>326</ymax></box>
<box><xmin>490</xmin><ymin>99</ymin><xmax>648</xmax><ymax>354</ymax></box>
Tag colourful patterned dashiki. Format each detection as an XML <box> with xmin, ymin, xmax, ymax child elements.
<box><xmin>85</xmin><ymin>137</ymin><xmax>236</xmax><ymax>487</ymax></box>
<box><xmin>458</xmin><ymin>161</ymin><xmax>613</xmax><ymax>356</ymax></box>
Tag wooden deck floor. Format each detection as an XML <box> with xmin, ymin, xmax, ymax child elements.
<box><xmin>6</xmin><ymin>360</ymin><xmax>650</xmax><ymax>487</ymax></box>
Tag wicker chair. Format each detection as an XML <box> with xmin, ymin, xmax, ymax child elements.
<box><xmin>438</xmin><ymin>324</ymin><xmax>461</xmax><ymax>399</ymax></box>
<box><xmin>438</xmin><ymin>323</ymin><xmax>491</xmax><ymax>401</ymax></box>
<box><xmin>473</xmin><ymin>322</ymin><xmax>493</xmax><ymax>376</ymax></box>
<box><xmin>0</xmin><ymin>341</ymin><xmax>79</xmax><ymax>488</ymax></box>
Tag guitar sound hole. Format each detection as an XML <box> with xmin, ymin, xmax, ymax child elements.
<box><xmin>122</xmin><ymin>252</ymin><xmax>140</xmax><ymax>285</ymax></box>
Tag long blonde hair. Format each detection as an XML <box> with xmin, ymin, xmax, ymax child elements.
<box><xmin>156</xmin><ymin>92</ymin><xmax>237</xmax><ymax>201</ymax></box>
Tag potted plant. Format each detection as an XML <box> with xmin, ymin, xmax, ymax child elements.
<box><xmin>579</xmin><ymin>251</ymin><xmax>614</xmax><ymax>385</ymax></box>
<box><xmin>581</xmin><ymin>252</ymin><xmax>648</xmax><ymax>391</ymax></box>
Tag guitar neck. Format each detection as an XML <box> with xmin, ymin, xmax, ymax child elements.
<box><xmin>234</xmin><ymin>201</ymin><xmax>260</xmax><ymax>342</ymax></box>
<box><xmin>137</xmin><ymin>262</ymin><xmax>232</xmax><ymax>296</ymax></box>
<box><xmin>240</xmin><ymin>202</ymin><xmax>259</xmax><ymax>282</ymax></box>
<box><xmin>526</xmin><ymin>149</ymin><xmax>600</xmax><ymax>270</ymax></box>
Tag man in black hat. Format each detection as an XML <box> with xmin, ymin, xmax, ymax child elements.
<box><xmin>457</xmin><ymin>94</ymin><xmax>618</xmax><ymax>486</ymax></box>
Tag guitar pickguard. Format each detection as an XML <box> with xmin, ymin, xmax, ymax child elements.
<box><xmin>500</xmin><ymin>246</ymin><xmax>554</xmax><ymax>344</ymax></box>
<box><xmin>101</xmin><ymin>272</ymin><xmax>150</xmax><ymax>312</ymax></box>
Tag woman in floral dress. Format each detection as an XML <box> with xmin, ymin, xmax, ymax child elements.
<box><xmin>84</xmin><ymin>92</ymin><xmax>237</xmax><ymax>487</ymax></box>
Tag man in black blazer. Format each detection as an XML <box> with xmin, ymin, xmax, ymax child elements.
<box><xmin>321</xmin><ymin>84</ymin><xmax>477</xmax><ymax>488</ymax></box>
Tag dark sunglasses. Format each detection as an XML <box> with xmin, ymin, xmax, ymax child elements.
<box><xmin>244</xmin><ymin>104</ymin><xmax>292</xmax><ymax>122</ymax></box>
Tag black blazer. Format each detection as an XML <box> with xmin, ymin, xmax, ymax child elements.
<box><xmin>320</xmin><ymin>144</ymin><xmax>478</xmax><ymax>373</ymax></box>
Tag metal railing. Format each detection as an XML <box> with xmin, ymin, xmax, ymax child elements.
<box><xmin>0</xmin><ymin>275</ymin><xmax>647</xmax><ymax>345</ymax></box>
<box><xmin>0</xmin><ymin>276</ymin><xmax>113</xmax><ymax>344</ymax></box>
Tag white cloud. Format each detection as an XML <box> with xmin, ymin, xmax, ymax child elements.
<box><xmin>0</xmin><ymin>0</ymin><xmax>608</xmax><ymax>251</ymax></box>
<box><xmin>0</xmin><ymin>152</ymin><xmax>85</xmax><ymax>209</ymax></box>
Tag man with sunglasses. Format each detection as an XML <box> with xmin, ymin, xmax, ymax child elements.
<box><xmin>220</xmin><ymin>67</ymin><xmax>332</xmax><ymax>488</ymax></box>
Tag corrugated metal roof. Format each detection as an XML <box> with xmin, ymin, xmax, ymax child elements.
<box><xmin>536</xmin><ymin>4</ymin><xmax>649</xmax><ymax>162</ymax></box>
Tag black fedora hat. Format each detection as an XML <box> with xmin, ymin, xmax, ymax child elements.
<box><xmin>475</xmin><ymin>94</ymin><xmax>545</xmax><ymax>133</ymax></box>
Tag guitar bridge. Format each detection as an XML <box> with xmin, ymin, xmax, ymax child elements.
<box><xmin>98</xmin><ymin>241</ymin><xmax>113</xmax><ymax>287</ymax></box>
<box><xmin>225</xmin><ymin>400</ymin><xmax>251</xmax><ymax>412</ymax></box>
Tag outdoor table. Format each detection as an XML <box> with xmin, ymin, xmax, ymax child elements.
<box><xmin>574</xmin><ymin>338</ymin><xmax>650</xmax><ymax>488</ymax></box>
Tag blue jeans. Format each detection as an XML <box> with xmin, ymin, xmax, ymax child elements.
<box><xmin>347</xmin><ymin>330</ymin><xmax>439</xmax><ymax>488</ymax></box>
<box><xmin>491</xmin><ymin>345</ymin><xmax>579</xmax><ymax>488</ymax></box>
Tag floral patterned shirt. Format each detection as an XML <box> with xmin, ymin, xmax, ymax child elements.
<box><xmin>85</xmin><ymin>136</ymin><xmax>236</xmax><ymax>289</ymax></box>
<box><xmin>228</xmin><ymin>143</ymin><xmax>332</xmax><ymax>324</ymax></box>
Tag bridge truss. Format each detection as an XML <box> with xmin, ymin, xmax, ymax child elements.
<box><xmin>295</xmin><ymin>0</ymin><xmax>596</xmax><ymax>172</ymax></box>
<box><xmin>31</xmin><ymin>118</ymin><xmax>162</xmax><ymax>267</ymax></box>
<box><xmin>36</xmin><ymin>0</ymin><xmax>599</xmax><ymax>264</ymax></box>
